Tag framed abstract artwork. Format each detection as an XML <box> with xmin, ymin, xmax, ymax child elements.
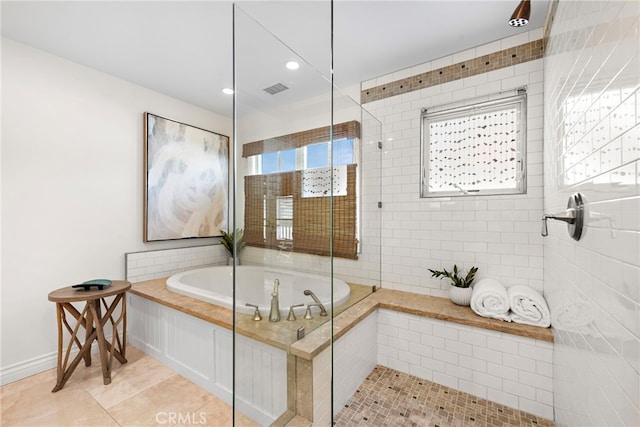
<box><xmin>144</xmin><ymin>112</ymin><xmax>229</xmax><ymax>241</ymax></box>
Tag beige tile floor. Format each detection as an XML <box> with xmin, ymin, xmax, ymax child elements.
<box><xmin>0</xmin><ymin>346</ymin><xmax>258</xmax><ymax>427</ymax></box>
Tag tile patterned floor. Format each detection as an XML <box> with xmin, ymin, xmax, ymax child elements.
<box><xmin>2</xmin><ymin>350</ymin><xmax>555</xmax><ymax>427</ymax></box>
<box><xmin>333</xmin><ymin>365</ymin><xmax>555</xmax><ymax>427</ymax></box>
<box><xmin>0</xmin><ymin>346</ymin><xmax>257</xmax><ymax>427</ymax></box>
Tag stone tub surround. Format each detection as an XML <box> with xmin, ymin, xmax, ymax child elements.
<box><xmin>129</xmin><ymin>279</ymin><xmax>374</xmax><ymax>351</ymax></box>
<box><xmin>130</xmin><ymin>278</ymin><xmax>553</xmax><ymax>421</ymax></box>
<box><xmin>290</xmin><ymin>288</ymin><xmax>553</xmax><ymax>361</ymax></box>
<box><xmin>129</xmin><ymin>279</ymin><xmax>552</xmax><ymax>358</ymax></box>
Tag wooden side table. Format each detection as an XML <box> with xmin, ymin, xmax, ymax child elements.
<box><xmin>48</xmin><ymin>280</ymin><xmax>131</xmax><ymax>392</ymax></box>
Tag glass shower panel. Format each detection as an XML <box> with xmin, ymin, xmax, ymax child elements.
<box><xmin>232</xmin><ymin>3</ymin><xmax>333</xmax><ymax>425</ymax></box>
<box><xmin>329</xmin><ymin>87</ymin><xmax>383</xmax><ymax>424</ymax></box>
<box><xmin>233</xmin><ymin>3</ymin><xmax>382</xmax><ymax>425</ymax></box>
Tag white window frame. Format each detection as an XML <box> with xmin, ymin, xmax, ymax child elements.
<box><xmin>420</xmin><ymin>90</ymin><xmax>527</xmax><ymax>198</ymax></box>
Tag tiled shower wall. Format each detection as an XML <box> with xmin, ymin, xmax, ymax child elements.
<box><xmin>543</xmin><ymin>1</ymin><xmax>640</xmax><ymax>425</ymax></box>
<box><xmin>362</xmin><ymin>29</ymin><xmax>545</xmax><ymax>297</ymax></box>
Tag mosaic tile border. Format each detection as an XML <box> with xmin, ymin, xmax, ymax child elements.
<box><xmin>361</xmin><ymin>39</ymin><xmax>544</xmax><ymax>104</ymax></box>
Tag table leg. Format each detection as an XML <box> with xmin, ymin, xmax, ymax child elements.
<box><xmin>100</xmin><ymin>295</ymin><xmax>128</xmax><ymax>365</ymax></box>
<box><xmin>89</xmin><ymin>300</ymin><xmax>111</xmax><ymax>385</ymax></box>
<box><xmin>84</xmin><ymin>302</ymin><xmax>93</xmax><ymax>367</ymax></box>
<box><xmin>52</xmin><ymin>303</ymin><xmax>95</xmax><ymax>392</ymax></box>
<box><xmin>121</xmin><ymin>294</ymin><xmax>127</xmax><ymax>358</ymax></box>
<box><xmin>55</xmin><ymin>304</ymin><xmax>64</xmax><ymax>383</ymax></box>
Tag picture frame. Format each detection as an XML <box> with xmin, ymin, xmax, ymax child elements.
<box><xmin>144</xmin><ymin>112</ymin><xmax>229</xmax><ymax>242</ymax></box>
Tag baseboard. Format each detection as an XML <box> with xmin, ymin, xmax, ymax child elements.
<box><xmin>0</xmin><ymin>351</ymin><xmax>59</xmax><ymax>386</ymax></box>
<box><xmin>0</xmin><ymin>333</ymin><xmax>117</xmax><ymax>386</ymax></box>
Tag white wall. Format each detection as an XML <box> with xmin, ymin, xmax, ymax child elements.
<box><xmin>543</xmin><ymin>2</ymin><xmax>640</xmax><ymax>425</ymax></box>
<box><xmin>362</xmin><ymin>29</ymin><xmax>545</xmax><ymax>297</ymax></box>
<box><xmin>0</xmin><ymin>38</ymin><xmax>232</xmax><ymax>382</ymax></box>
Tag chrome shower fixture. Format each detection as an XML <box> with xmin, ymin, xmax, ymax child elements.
<box><xmin>509</xmin><ymin>0</ymin><xmax>530</xmax><ymax>27</ymax></box>
<box><xmin>541</xmin><ymin>193</ymin><xmax>585</xmax><ymax>241</ymax></box>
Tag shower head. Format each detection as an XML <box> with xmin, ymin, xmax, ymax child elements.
<box><xmin>508</xmin><ymin>0</ymin><xmax>530</xmax><ymax>27</ymax></box>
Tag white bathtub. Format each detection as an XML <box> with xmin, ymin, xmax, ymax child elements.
<box><xmin>166</xmin><ymin>265</ymin><xmax>351</xmax><ymax>316</ymax></box>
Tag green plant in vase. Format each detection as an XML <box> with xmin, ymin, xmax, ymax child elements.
<box><xmin>428</xmin><ymin>264</ymin><xmax>478</xmax><ymax>306</ymax></box>
<box><xmin>220</xmin><ymin>228</ymin><xmax>245</xmax><ymax>264</ymax></box>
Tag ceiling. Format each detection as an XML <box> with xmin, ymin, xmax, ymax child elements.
<box><xmin>1</xmin><ymin>1</ymin><xmax>550</xmax><ymax>118</ymax></box>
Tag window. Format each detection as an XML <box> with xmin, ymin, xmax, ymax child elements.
<box><xmin>420</xmin><ymin>91</ymin><xmax>527</xmax><ymax>197</ymax></box>
<box><xmin>276</xmin><ymin>196</ymin><xmax>293</xmax><ymax>240</ymax></box>
<box><xmin>242</xmin><ymin>121</ymin><xmax>361</xmax><ymax>259</ymax></box>
<box><xmin>248</xmin><ymin>139</ymin><xmax>355</xmax><ymax>175</ymax></box>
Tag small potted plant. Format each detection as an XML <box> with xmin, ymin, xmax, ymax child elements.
<box><xmin>428</xmin><ymin>264</ymin><xmax>478</xmax><ymax>306</ymax></box>
<box><xmin>220</xmin><ymin>228</ymin><xmax>245</xmax><ymax>265</ymax></box>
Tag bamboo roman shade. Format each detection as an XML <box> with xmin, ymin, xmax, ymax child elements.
<box><xmin>242</xmin><ymin>121</ymin><xmax>361</xmax><ymax>158</ymax></box>
<box><xmin>243</xmin><ymin>121</ymin><xmax>360</xmax><ymax>259</ymax></box>
<box><xmin>244</xmin><ymin>165</ymin><xmax>357</xmax><ymax>259</ymax></box>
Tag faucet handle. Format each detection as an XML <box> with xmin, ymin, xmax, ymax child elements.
<box><xmin>304</xmin><ymin>303</ymin><xmax>322</xmax><ymax>320</ymax></box>
<box><xmin>245</xmin><ymin>303</ymin><xmax>262</xmax><ymax>321</ymax></box>
<box><xmin>287</xmin><ymin>304</ymin><xmax>304</xmax><ymax>321</ymax></box>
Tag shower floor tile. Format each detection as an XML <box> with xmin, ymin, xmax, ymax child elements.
<box><xmin>333</xmin><ymin>365</ymin><xmax>554</xmax><ymax>427</ymax></box>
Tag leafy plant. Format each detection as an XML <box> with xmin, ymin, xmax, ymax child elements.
<box><xmin>220</xmin><ymin>228</ymin><xmax>245</xmax><ymax>257</ymax></box>
<box><xmin>428</xmin><ymin>264</ymin><xmax>478</xmax><ymax>288</ymax></box>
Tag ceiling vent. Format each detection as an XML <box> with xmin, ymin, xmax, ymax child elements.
<box><xmin>263</xmin><ymin>83</ymin><xmax>289</xmax><ymax>95</ymax></box>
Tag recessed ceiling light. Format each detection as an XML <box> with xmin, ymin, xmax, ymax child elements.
<box><xmin>285</xmin><ymin>61</ymin><xmax>300</xmax><ymax>70</ymax></box>
<box><xmin>222</xmin><ymin>88</ymin><xmax>234</xmax><ymax>95</ymax></box>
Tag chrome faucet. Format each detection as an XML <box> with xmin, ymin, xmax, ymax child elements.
<box><xmin>269</xmin><ymin>279</ymin><xmax>281</xmax><ymax>322</ymax></box>
<box><xmin>303</xmin><ymin>290</ymin><xmax>328</xmax><ymax>316</ymax></box>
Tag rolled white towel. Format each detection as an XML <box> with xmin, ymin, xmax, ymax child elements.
<box><xmin>508</xmin><ymin>285</ymin><xmax>551</xmax><ymax>328</ymax></box>
<box><xmin>470</xmin><ymin>279</ymin><xmax>512</xmax><ymax>321</ymax></box>
<box><xmin>545</xmin><ymin>291</ymin><xmax>593</xmax><ymax>333</ymax></box>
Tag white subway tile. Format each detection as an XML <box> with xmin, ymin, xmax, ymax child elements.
<box><xmin>387</xmin><ymin>337</ymin><xmax>409</xmax><ymax>352</ymax></box>
<box><xmin>420</xmin><ymin>356</ymin><xmax>445</xmax><ymax>373</ymax></box>
<box><xmin>503</xmin><ymin>379</ymin><xmax>536</xmax><ymax>400</ymax></box>
<box><xmin>433</xmin><ymin>348</ymin><xmax>458</xmax><ymax>364</ymax></box>
<box><xmin>518</xmin><ymin>398</ymin><xmax>554</xmax><ymax>421</ymax></box>
<box><xmin>445</xmin><ymin>339</ymin><xmax>473</xmax><ymax>356</ymax></box>
<box><xmin>487</xmin><ymin>362</ymin><xmax>519</xmax><ymax>381</ymax></box>
<box><xmin>536</xmin><ymin>360</ymin><xmax>553</xmax><ymax>378</ymax></box>
<box><xmin>473</xmin><ymin>371</ymin><xmax>502</xmax><ymax>390</ymax></box>
<box><xmin>519</xmin><ymin>342</ymin><xmax>553</xmax><ymax>362</ymax></box>
<box><xmin>446</xmin><ymin>362</ymin><xmax>473</xmax><ymax>381</ymax></box>
<box><xmin>487</xmin><ymin>388</ymin><xmax>519</xmax><ymax>409</ymax></box>
<box><xmin>432</xmin><ymin>371</ymin><xmax>459</xmax><ymax>390</ymax></box>
<box><xmin>458</xmin><ymin>354</ymin><xmax>487</xmax><ymax>373</ymax></box>
<box><xmin>386</xmin><ymin>358</ymin><xmax>410</xmax><ymax>373</ymax></box>
<box><xmin>458</xmin><ymin>380</ymin><xmax>487</xmax><ymax>399</ymax></box>
<box><xmin>378</xmin><ymin>324</ymin><xmax>399</xmax><ymax>338</ymax></box>
<box><xmin>398</xmin><ymin>350</ymin><xmax>421</xmax><ymax>366</ymax></box>
<box><xmin>458</xmin><ymin>329</ymin><xmax>490</xmax><ymax>347</ymax></box>
<box><xmin>473</xmin><ymin>346</ymin><xmax>503</xmax><ymax>364</ymax></box>
<box><xmin>518</xmin><ymin>370</ymin><xmax>553</xmax><ymax>392</ymax></box>
<box><xmin>432</xmin><ymin>324</ymin><xmax>458</xmax><ymax>340</ymax></box>
<box><xmin>421</xmin><ymin>335</ymin><xmax>445</xmax><ymax>349</ymax></box>
<box><xmin>409</xmin><ymin>365</ymin><xmax>433</xmax><ymax>381</ymax></box>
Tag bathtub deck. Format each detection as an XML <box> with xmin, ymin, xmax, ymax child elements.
<box><xmin>130</xmin><ymin>278</ymin><xmax>552</xmax><ymax>358</ymax></box>
<box><xmin>129</xmin><ymin>279</ymin><xmax>374</xmax><ymax>351</ymax></box>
